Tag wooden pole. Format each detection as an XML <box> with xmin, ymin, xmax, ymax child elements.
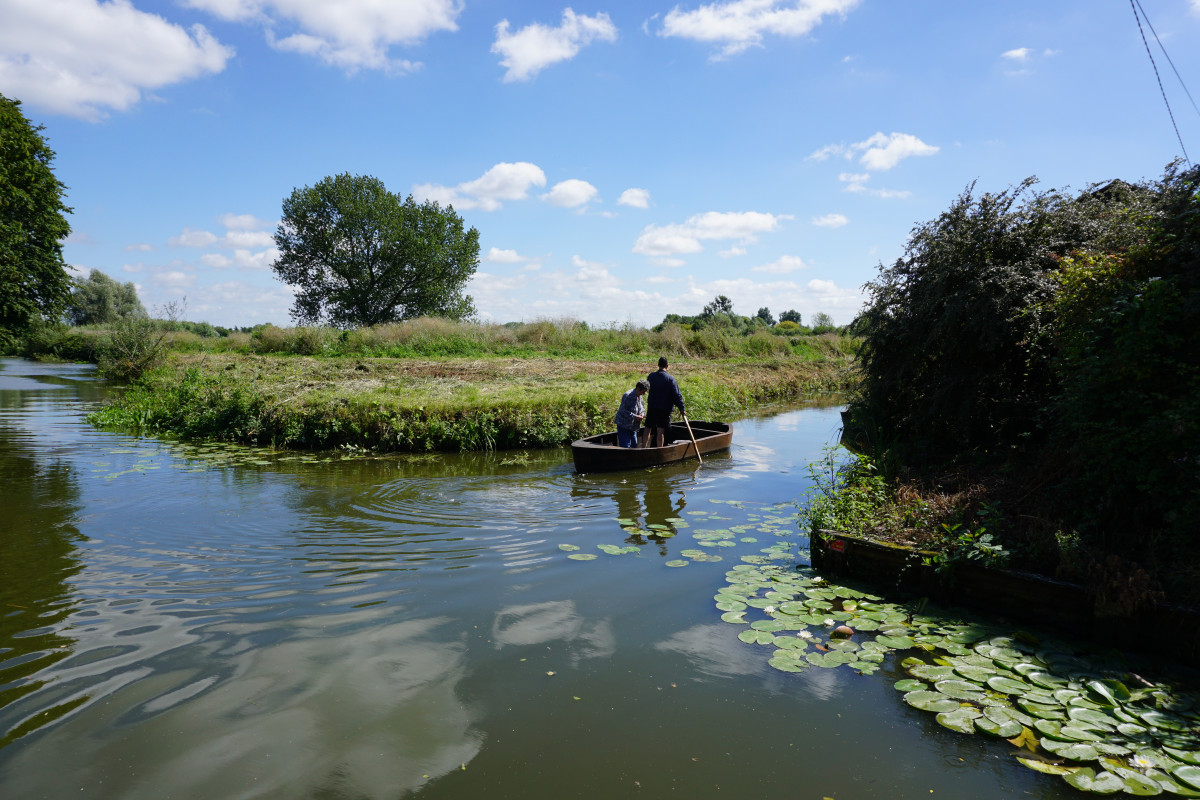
<box><xmin>682</xmin><ymin>414</ymin><xmax>702</xmax><ymax>465</ymax></box>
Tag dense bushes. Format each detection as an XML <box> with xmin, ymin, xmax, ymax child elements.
<box><xmin>846</xmin><ymin>162</ymin><xmax>1200</xmax><ymax>602</ymax></box>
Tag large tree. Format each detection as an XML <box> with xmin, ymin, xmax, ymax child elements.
<box><xmin>66</xmin><ymin>269</ymin><xmax>145</xmax><ymax>326</ymax></box>
<box><xmin>273</xmin><ymin>173</ymin><xmax>478</xmax><ymax>327</ymax></box>
<box><xmin>0</xmin><ymin>94</ymin><xmax>72</xmax><ymax>343</ymax></box>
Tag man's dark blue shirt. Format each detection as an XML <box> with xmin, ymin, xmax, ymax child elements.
<box><xmin>646</xmin><ymin>368</ymin><xmax>684</xmax><ymax>414</ymax></box>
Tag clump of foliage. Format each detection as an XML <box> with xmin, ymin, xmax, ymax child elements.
<box><xmin>655</xmin><ymin>296</ymin><xmax>833</xmax><ymax>338</ymax></box>
<box><xmin>66</xmin><ymin>269</ymin><xmax>145</xmax><ymax>326</ymax></box>
<box><xmin>845</xmin><ymin>162</ymin><xmax>1200</xmax><ymax>604</ymax></box>
<box><xmin>98</xmin><ymin>300</ymin><xmax>185</xmax><ymax>383</ymax></box>
<box><xmin>273</xmin><ymin>173</ymin><xmax>478</xmax><ymax>327</ymax></box>
<box><xmin>0</xmin><ymin>93</ymin><xmax>73</xmax><ymax>347</ymax></box>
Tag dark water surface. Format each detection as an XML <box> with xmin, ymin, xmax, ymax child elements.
<box><xmin>0</xmin><ymin>358</ymin><xmax>1077</xmax><ymax>799</ymax></box>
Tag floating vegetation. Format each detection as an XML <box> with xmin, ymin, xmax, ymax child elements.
<box><xmin>716</xmin><ymin>559</ymin><xmax>1200</xmax><ymax>796</ymax></box>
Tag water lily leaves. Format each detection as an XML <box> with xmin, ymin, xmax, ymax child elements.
<box><xmin>597</xmin><ymin>544</ymin><xmax>639</xmax><ymax>555</ymax></box>
<box><xmin>1118</xmin><ymin>771</ymin><xmax>1165</xmax><ymax>796</ymax></box>
<box><xmin>903</xmin><ymin>691</ymin><xmax>962</xmax><ymax>714</ymax></box>
<box><xmin>807</xmin><ymin>651</ymin><xmax>855</xmax><ymax>669</ymax></box>
<box><xmin>1018</xmin><ymin>699</ymin><xmax>1065</xmax><ymax>720</ymax></box>
<box><xmin>1008</xmin><ymin>727</ymin><xmax>1041</xmax><ymax>752</ymax></box>
<box><xmin>751</xmin><ymin>619</ymin><xmax>787</xmax><ymax>632</ymax></box>
<box><xmin>1018</xmin><ymin>757</ymin><xmax>1080</xmax><ymax>776</ymax></box>
<box><xmin>774</xmin><ymin>636</ymin><xmax>809</xmax><ymax>651</ymax></box>
<box><xmin>1026</xmin><ymin>671</ymin><xmax>1068</xmax><ymax>690</ymax></box>
<box><xmin>934</xmin><ymin>679</ymin><xmax>987</xmax><ymax>701</ymax></box>
<box><xmin>936</xmin><ymin>706</ymin><xmax>981</xmax><ymax>734</ymax></box>
<box><xmin>977</xmin><ymin>715</ymin><xmax>1024</xmax><ymax>738</ymax></box>
<box><xmin>1069</xmin><ymin>707</ymin><xmax>1118</xmax><ymax>730</ymax></box>
<box><xmin>1148</xmin><ymin>771</ymin><xmax>1200</xmax><ymax>798</ymax></box>
<box><xmin>720</xmin><ymin>611</ymin><xmax>747</xmax><ymax>624</ymax></box>
<box><xmin>1165</xmin><ymin>748</ymin><xmax>1200</xmax><ymax>766</ymax></box>
<box><xmin>1087</xmin><ymin>679</ymin><xmax>1132</xmax><ymax>706</ymax></box>
<box><xmin>1064</xmin><ymin>768</ymin><xmax>1128</xmax><ymax>794</ymax></box>
<box><xmin>1042</xmin><ymin>739</ymin><xmax>1101</xmax><ymax>762</ymax></box>
<box><xmin>716</xmin><ymin>599</ymin><xmax>747</xmax><ymax>612</ymax></box>
<box><xmin>739</xmin><ymin>629</ymin><xmax>776</xmax><ymax>645</ymax></box>
<box><xmin>953</xmin><ymin>664</ymin><xmax>994</xmax><ymax>683</ymax></box>
<box><xmin>558</xmin><ymin>543</ymin><xmax>581</xmax><ymax>551</ymax></box>
<box><xmin>664</xmin><ymin>559</ymin><xmax>688</xmax><ymax>567</ymax></box>
<box><xmin>1058</xmin><ymin>726</ymin><xmax>1104</xmax><ymax>743</ymax></box>
<box><xmin>895</xmin><ymin>679</ymin><xmax>928</xmax><ymax>694</ymax></box>
<box><xmin>908</xmin><ymin>665</ymin><xmax>957</xmax><ymax>682</ymax></box>
<box><xmin>1143</xmin><ymin>711</ymin><xmax>1190</xmax><ymax>732</ymax></box>
<box><xmin>1176</xmin><ymin>766</ymin><xmax>1200</xmax><ymax>790</ymax></box>
<box><xmin>768</xmin><ymin>654</ymin><xmax>806</xmax><ymax>673</ymax></box>
<box><xmin>988</xmin><ymin>675</ymin><xmax>1031</xmax><ymax>695</ymax></box>
<box><xmin>567</xmin><ymin>553</ymin><xmax>598</xmax><ymax>560</ymax></box>
<box><xmin>875</xmin><ymin>634</ymin><xmax>915</xmax><ymax>650</ymax></box>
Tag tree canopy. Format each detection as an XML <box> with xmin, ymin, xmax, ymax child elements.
<box><xmin>0</xmin><ymin>94</ymin><xmax>72</xmax><ymax>343</ymax></box>
<box><xmin>67</xmin><ymin>269</ymin><xmax>145</xmax><ymax>326</ymax></box>
<box><xmin>272</xmin><ymin>173</ymin><xmax>479</xmax><ymax>327</ymax></box>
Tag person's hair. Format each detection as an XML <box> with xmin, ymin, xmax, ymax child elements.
<box><xmin>657</xmin><ymin>356</ymin><xmax>668</xmax><ymax>369</ymax></box>
<box><xmin>636</xmin><ymin>379</ymin><xmax>650</xmax><ymax>392</ymax></box>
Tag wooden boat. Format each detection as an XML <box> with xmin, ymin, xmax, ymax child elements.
<box><xmin>571</xmin><ymin>421</ymin><xmax>733</xmax><ymax>473</ymax></box>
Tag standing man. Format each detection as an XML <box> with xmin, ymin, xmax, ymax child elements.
<box><xmin>645</xmin><ymin>356</ymin><xmax>685</xmax><ymax>448</ymax></box>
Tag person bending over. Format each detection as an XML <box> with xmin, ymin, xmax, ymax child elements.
<box><xmin>614</xmin><ymin>379</ymin><xmax>649</xmax><ymax>448</ymax></box>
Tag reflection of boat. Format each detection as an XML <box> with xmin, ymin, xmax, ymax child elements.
<box><xmin>570</xmin><ymin>421</ymin><xmax>733</xmax><ymax>473</ymax></box>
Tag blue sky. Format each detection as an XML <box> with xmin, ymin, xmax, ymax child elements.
<box><xmin>4</xmin><ymin>0</ymin><xmax>1199</xmax><ymax>328</ymax></box>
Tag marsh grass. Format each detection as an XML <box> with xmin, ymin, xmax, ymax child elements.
<box><xmin>89</xmin><ymin>351</ymin><xmax>853</xmax><ymax>452</ymax></box>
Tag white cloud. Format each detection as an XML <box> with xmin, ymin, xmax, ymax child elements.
<box><xmin>124</xmin><ymin>243</ymin><xmax>155</xmax><ymax>253</ymax></box>
<box><xmin>413</xmin><ymin>162</ymin><xmax>547</xmax><ymax>211</ymax></box>
<box><xmin>200</xmin><ymin>253</ymin><xmax>233</xmax><ymax>268</ymax></box>
<box><xmin>617</xmin><ymin>188</ymin><xmax>651</xmax><ymax>209</ymax></box>
<box><xmin>839</xmin><ymin>172</ymin><xmax>911</xmax><ymax>199</ymax></box>
<box><xmin>752</xmin><ymin>255</ymin><xmax>807</xmax><ymax>274</ymax></box>
<box><xmin>809</xmin><ymin>132</ymin><xmax>938</xmax><ymax>171</ymax></box>
<box><xmin>633</xmin><ymin>211</ymin><xmax>790</xmax><ymax>258</ymax></box>
<box><xmin>812</xmin><ymin>213</ymin><xmax>848</xmax><ymax>228</ymax></box>
<box><xmin>541</xmin><ymin>179</ymin><xmax>598</xmax><ymax>208</ymax></box>
<box><xmin>0</xmin><ymin>0</ymin><xmax>232</xmax><ymax>120</ymax></box>
<box><xmin>492</xmin><ymin>9</ymin><xmax>617</xmax><ymax>82</ymax></box>
<box><xmin>219</xmin><ymin>212</ymin><xmax>271</xmax><ymax>230</ymax></box>
<box><xmin>659</xmin><ymin>0</ymin><xmax>861</xmax><ymax>60</ymax></box>
<box><xmin>221</xmin><ymin>230</ymin><xmax>276</xmax><ymax>249</ymax></box>
<box><xmin>720</xmin><ymin>246</ymin><xmax>746</xmax><ymax>258</ymax></box>
<box><xmin>230</xmin><ymin>247</ymin><xmax>280</xmax><ymax>269</ymax></box>
<box><xmin>486</xmin><ymin>247</ymin><xmax>527</xmax><ymax>263</ymax></box>
<box><xmin>1001</xmin><ymin>47</ymin><xmax>1030</xmax><ymax>61</ymax></box>
<box><xmin>151</xmin><ymin>270</ymin><xmax>197</xmax><ymax>288</ymax></box>
<box><xmin>185</xmin><ymin>0</ymin><xmax>461</xmax><ymax>73</ymax></box>
<box><xmin>169</xmin><ymin>228</ymin><xmax>219</xmax><ymax>248</ymax></box>
<box><xmin>853</xmin><ymin>132</ymin><xmax>938</xmax><ymax>170</ymax></box>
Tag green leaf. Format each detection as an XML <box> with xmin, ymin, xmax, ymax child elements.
<box><xmin>1087</xmin><ymin>679</ymin><xmax>1132</xmax><ymax>705</ymax></box>
<box><xmin>934</xmin><ymin>679</ymin><xmax>986</xmax><ymax>701</ymax></box>
<box><xmin>875</xmin><ymin>634</ymin><xmax>916</xmax><ymax>650</ymax></box>
<box><xmin>936</xmin><ymin>706</ymin><xmax>981</xmax><ymax>734</ymax></box>
<box><xmin>558</xmin><ymin>543</ymin><xmax>581</xmax><ymax>551</ymax></box>
<box><xmin>902</xmin><ymin>691</ymin><xmax>961</xmax><ymax>713</ymax></box>
<box><xmin>1175</xmin><ymin>766</ymin><xmax>1200</xmax><ymax>790</ymax></box>
<box><xmin>1064</xmin><ymin>768</ymin><xmax>1126</xmax><ymax>794</ymax></box>
<box><xmin>1017</xmin><ymin>757</ymin><xmax>1080</xmax><ymax>776</ymax></box>
<box><xmin>567</xmin><ymin>553</ymin><xmax>598</xmax><ymax>561</ymax></box>
<box><xmin>894</xmin><ymin>679</ymin><xmax>927</xmax><ymax>693</ymax></box>
<box><xmin>738</xmin><ymin>630</ymin><xmax>776</xmax><ymax>645</ymax></box>
<box><xmin>664</xmin><ymin>559</ymin><xmax>689</xmax><ymax>567</ymax></box>
<box><xmin>977</xmin><ymin>715</ymin><xmax>1023</xmax><ymax>738</ymax></box>
<box><xmin>987</xmin><ymin>675</ymin><xmax>1031</xmax><ymax>695</ymax></box>
<box><xmin>720</xmin><ymin>611</ymin><xmax>746</xmax><ymax>624</ymax></box>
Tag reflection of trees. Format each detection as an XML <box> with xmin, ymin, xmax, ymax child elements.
<box><xmin>0</xmin><ymin>411</ymin><xmax>84</xmax><ymax>743</ymax></box>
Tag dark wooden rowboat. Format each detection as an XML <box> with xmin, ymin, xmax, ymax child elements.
<box><xmin>570</xmin><ymin>421</ymin><xmax>733</xmax><ymax>473</ymax></box>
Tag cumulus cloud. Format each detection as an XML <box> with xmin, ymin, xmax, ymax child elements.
<box><xmin>492</xmin><ymin>9</ymin><xmax>617</xmax><ymax>82</ymax></box>
<box><xmin>1001</xmin><ymin>47</ymin><xmax>1030</xmax><ymax>61</ymax></box>
<box><xmin>541</xmin><ymin>179</ymin><xmax>598</xmax><ymax>208</ymax></box>
<box><xmin>219</xmin><ymin>212</ymin><xmax>272</xmax><ymax>230</ymax></box>
<box><xmin>839</xmin><ymin>172</ymin><xmax>911</xmax><ymax>199</ymax></box>
<box><xmin>633</xmin><ymin>211</ymin><xmax>790</xmax><ymax>258</ymax></box>
<box><xmin>413</xmin><ymin>162</ymin><xmax>547</xmax><ymax>211</ymax></box>
<box><xmin>169</xmin><ymin>228</ymin><xmax>220</xmax><ymax>248</ymax></box>
<box><xmin>812</xmin><ymin>213</ymin><xmax>848</xmax><ymax>228</ymax></box>
<box><xmin>808</xmin><ymin>131</ymin><xmax>938</xmax><ymax>171</ymax></box>
<box><xmin>617</xmin><ymin>188</ymin><xmax>651</xmax><ymax>209</ymax></box>
<box><xmin>0</xmin><ymin>0</ymin><xmax>232</xmax><ymax>120</ymax></box>
<box><xmin>124</xmin><ymin>243</ymin><xmax>155</xmax><ymax>253</ymax></box>
<box><xmin>720</xmin><ymin>246</ymin><xmax>746</xmax><ymax>258</ymax></box>
<box><xmin>751</xmin><ymin>255</ymin><xmax>807</xmax><ymax>274</ymax></box>
<box><xmin>486</xmin><ymin>247</ymin><xmax>526</xmax><ymax>263</ymax></box>
<box><xmin>221</xmin><ymin>230</ymin><xmax>276</xmax><ymax>249</ymax></box>
<box><xmin>151</xmin><ymin>270</ymin><xmax>197</xmax><ymax>288</ymax></box>
<box><xmin>185</xmin><ymin>0</ymin><xmax>461</xmax><ymax>72</ymax></box>
<box><xmin>658</xmin><ymin>0</ymin><xmax>861</xmax><ymax>60</ymax></box>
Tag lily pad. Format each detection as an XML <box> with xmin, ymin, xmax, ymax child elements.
<box><xmin>987</xmin><ymin>675</ymin><xmax>1031</xmax><ymax>695</ymax></box>
<box><xmin>738</xmin><ymin>630</ymin><xmax>776</xmax><ymax>645</ymax></box>
<box><xmin>876</xmin><ymin>634</ymin><xmax>916</xmax><ymax>650</ymax></box>
<box><xmin>567</xmin><ymin>553</ymin><xmax>598</xmax><ymax>561</ymax></box>
<box><xmin>903</xmin><ymin>691</ymin><xmax>962</xmax><ymax>714</ymax></box>
<box><xmin>558</xmin><ymin>544</ymin><xmax>581</xmax><ymax>551</ymax></box>
<box><xmin>1018</xmin><ymin>757</ymin><xmax>1080</xmax><ymax>776</ymax></box>
<box><xmin>1176</xmin><ymin>766</ymin><xmax>1200</xmax><ymax>790</ymax></box>
<box><xmin>936</xmin><ymin>706</ymin><xmax>981</xmax><ymax>734</ymax></box>
<box><xmin>664</xmin><ymin>559</ymin><xmax>689</xmax><ymax>567</ymax></box>
<box><xmin>934</xmin><ymin>679</ymin><xmax>987</xmax><ymax>701</ymax></box>
<box><xmin>1063</xmin><ymin>768</ymin><xmax>1128</xmax><ymax>794</ymax></box>
<box><xmin>720</xmin><ymin>611</ymin><xmax>746</xmax><ymax>623</ymax></box>
<box><xmin>894</xmin><ymin>679</ymin><xmax>927</xmax><ymax>693</ymax></box>
<box><xmin>977</xmin><ymin>715</ymin><xmax>1024</xmax><ymax>738</ymax></box>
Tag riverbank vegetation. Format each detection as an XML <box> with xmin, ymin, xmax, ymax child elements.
<box><xmin>85</xmin><ymin>342</ymin><xmax>854</xmax><ymax>452</ymax></box>
<box><xmin>822</xmin><ymin>162</ymin><xmax>1199</xmax><ymax>607</ymax></box>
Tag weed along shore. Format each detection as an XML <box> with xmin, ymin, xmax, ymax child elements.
<box><xmin>88</xmin><ymin>351</ymin><xmax>853</xmax><ymax>451</ymax></box>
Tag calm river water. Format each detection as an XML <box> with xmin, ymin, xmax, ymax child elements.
<box><xmin>0</xmin><ymin>358</ymin><xmax>1080</xmax><ymax>799</ymax></box>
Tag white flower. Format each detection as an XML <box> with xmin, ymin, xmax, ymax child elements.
<box><xmin>823</xmin><ymin>618</ymin><xmax>835</xmax><ymax>626</ymax></box>
<box><xmin>764</xmin><ymin>606</ymin><xmax>776</xmax><ymax>613</ymax></box>
<box><xmin>1129</xmin><ymin>754</ymin><xmax>1155</xmax><ymax>769</ymax></box>
<box><xmin>798</xmin><ymin>631</ymin><xmax>814</xmax><ymax>639</ymax></box>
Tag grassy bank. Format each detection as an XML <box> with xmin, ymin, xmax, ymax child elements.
<box><xmin>88</xmin><ymin>350</ymin><xmax>854</xmax><ymax>452</ymax></box>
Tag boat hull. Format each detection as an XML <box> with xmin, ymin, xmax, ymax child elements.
<box><xmin>570</xmin><ymin>421</ymin><xmax>733</xmax><ymax>473</ymax></box>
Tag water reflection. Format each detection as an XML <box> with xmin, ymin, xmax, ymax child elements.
<box><xmin>0</xmin><ymin>363</ymin><xmax>86</xmax><ymax>745</ymax></box>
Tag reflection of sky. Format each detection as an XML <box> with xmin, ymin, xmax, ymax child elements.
<box><xmin>0</xmin><ymin>611</ymin><xmax>482</xmax><ymax>799</ymax></box>
<box><xmin>655</xmin><ymin>624</ymin><xmax>763</xmax><ymax>678</ymax></box>
<box><xmin>493</xmin><ymin>600</ymin><xmax>615</xmax><ymax>665</ymax></box>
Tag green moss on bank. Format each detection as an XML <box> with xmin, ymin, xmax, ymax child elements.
<box><xmin>89</xmin><ymin>352</ymin><xmax>853</xmax><ymax>451</ymax></box>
